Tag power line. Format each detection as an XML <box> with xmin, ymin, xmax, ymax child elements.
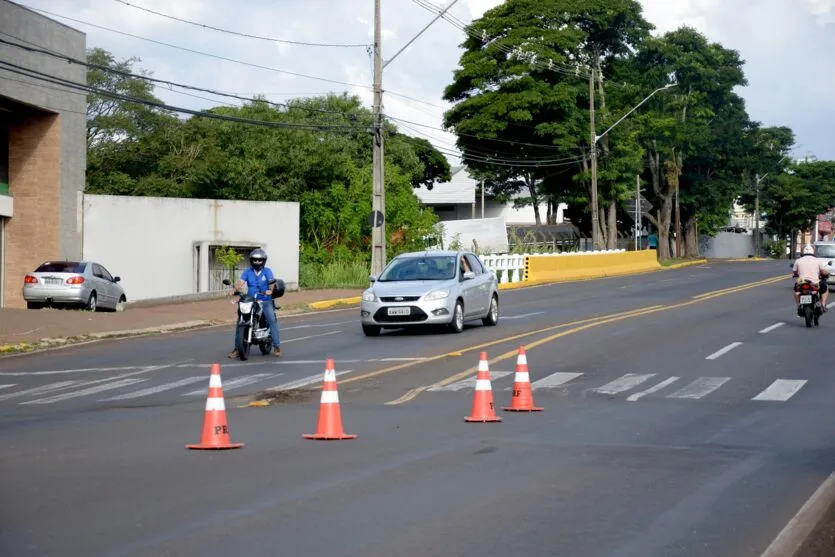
<box><xmin>21</xmin><ymin>6</ymin><xmax>373</xmax><ymax>90</ymax></box>
<box><xmin>111</xmin><ymin>0</ymin><xmax>370</xmax><ymax>48</ymax></box>
<box><xmin>384</xmin><ymin>115</ymin><xmax>586</xmax><ymax>153</ymax></box>
<box><xmin>0</xmin><ymin>37</ymin><xmax>365</xmax><ymax>119</ymax></box>
<box><xmin>0</xmin><ymin>61</ymin><xmax>368</xmax><ymax>132</ymax></box>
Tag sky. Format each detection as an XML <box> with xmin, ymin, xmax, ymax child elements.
<box><xmin>12</xmin><ymin>0</ymin><xmax>835</xmax><ymax>163</ymax></box>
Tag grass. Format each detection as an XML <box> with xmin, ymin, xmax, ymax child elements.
<box><xmin>659</xmin><ymin>258</ymin><xmax>700</xmax><ymax>267</ymax></box>
<box><xmin>299</xmin><ymin>259</ymin><xmax>369</xmax><ymax>289</ymax></box>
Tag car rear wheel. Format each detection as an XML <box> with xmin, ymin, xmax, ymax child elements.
<box><xmin>482</xmin><ymin>294</ymin><xmax>499</xmax><ymax>326</ymax></box>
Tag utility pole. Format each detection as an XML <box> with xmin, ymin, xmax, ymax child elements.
<box><xmin>675</xmin><ymin>175</ymin><xmax>681</xmax><ymax>257</ymax></box>
<box><xmin>754</xmin><ymin>173</ymin><xmax>760</xmax><ymax>257</ymax></box>
<box><xmin>370</xmin><ymin>0</ymin><xmax>385</xmax><ymax>277</ymax></box>
<box><xmin>588</xmin><ymin>66</ymin><xmax>601</xmax><ymax>250</ymax></box>
<box><xmin>635</xmin><ymin>174</ymin><xmax>640</xmax><ymax>251</ymax></box>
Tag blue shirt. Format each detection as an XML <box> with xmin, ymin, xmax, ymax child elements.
<box><xmin>239</xmin><ymin>267</ymin><xmax>275</xmax><ymax>302</ymax></box>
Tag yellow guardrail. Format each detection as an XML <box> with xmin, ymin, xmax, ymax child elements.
<box><xmin>523</xmin><ymin>250</ymin><xmax>661</xmax><ymax>282</ymax></box>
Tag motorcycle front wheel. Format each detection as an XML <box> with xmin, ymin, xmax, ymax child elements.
<box><xmin>235</xmin><ymin>324</ymin><xmax>251</xmax><ymax>360</ymax></box>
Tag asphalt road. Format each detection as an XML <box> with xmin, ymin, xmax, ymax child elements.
<box><xmin>2</xmin><ymin>260</ymin><xmax>833</xmax><ymax>556</ymax></box>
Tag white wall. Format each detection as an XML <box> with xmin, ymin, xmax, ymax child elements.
<box><xmin>83</xmin><ymin>195</ymin><xmax>300</xmax><ymax>301</ymax></box>
<box><xmin>480</xmin><ymin>199</ymin><xmax>565</xmax><ymax>224</ymax></box>
<box><xmin>436</xmin><ymin>217</ymin><xmax>509</xmax><ymax>253</ymax></box>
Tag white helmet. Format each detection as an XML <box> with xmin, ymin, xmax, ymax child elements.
<box><xmin>803</xmin><ymin>244</ymin><xmax>815</xmax><ymax>256</ymax></box>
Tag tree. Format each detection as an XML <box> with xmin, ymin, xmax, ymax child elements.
<box><xmin>442</xmin><ymin>0</ymin><xmax>652</xmax><ymax>228</ymax></box>
<box><xmin>625</xmin><ymin>26</ymin><xmax>748</xmax><ymax>259</ymax></box>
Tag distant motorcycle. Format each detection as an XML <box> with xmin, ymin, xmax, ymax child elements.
<box><xmin>222</xmin><ymin>278</ymin><xmax>285</xmax><ymax>360</ymax></box>
<box><xmin>795</xmin><ymin>277</ymin><xmax>824</xmax><ymax>328</ymax></box>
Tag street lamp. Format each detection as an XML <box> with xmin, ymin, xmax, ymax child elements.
<box><xmin>590</xmin><ymin>82</ymin><xmax>676</xmax><ymax>250</ymax></box>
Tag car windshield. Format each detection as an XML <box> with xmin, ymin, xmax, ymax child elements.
<box><xmin>378</xmin><ymin>255</ymin><xmax>456</xmax><ymax>282</ymax></box>
<box><xmin>35</xmin><ymin>262</ymin><xmax>85</xmax><ymax>273</ymax></box>
<box><xmin>816</xmin><ymin>245</ymin><xmax>835</xmax><ymax>259</ymax></box>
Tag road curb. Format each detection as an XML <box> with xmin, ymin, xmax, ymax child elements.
<box><xmin>661</xmin><ymin>259</ymin><xmax>709</xmax><ymax>270</ymax></box>
<box><xmin>760</xmin><ymin>471</ymin><xmax>835</xmax><ymax>557</ymax></box>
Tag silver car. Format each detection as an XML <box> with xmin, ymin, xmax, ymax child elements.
<box><xmin>815</xmin><ymin>242</ymin><xmax>835</xmax><ymax>284</ymax></box>
<box><xmin>360</xmin><ymin>250</ymin><xmax>500</xmax><ymax>336</ymax></box>
<box><xmin>23</xmin><ymin>260</ymin><xmax>127</xmax><ymax>312</ymax></box>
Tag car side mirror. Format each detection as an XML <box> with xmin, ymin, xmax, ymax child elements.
<box><xmin>113</xmin><ymin>276</ymin><xmax>121</xmax><ymax>283</ymax></box>
<box><xmin>463</xmin><ymin>271</ymin><xmax>476</xmax><ymax>280</ymax></box>
<box><xmin>369</xmin><ymin>275</ymin><xmax>377</xmax><ymax>283</ymax></box>
<box><xmin>222</xmin><ymin>279</ymin><xmax>232</xmax><ymax>286</ymax></box>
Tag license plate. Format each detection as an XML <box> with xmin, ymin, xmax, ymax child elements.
<box><xmin>387</xmin><ymin>306</ymin><xmax>410</xmax><ymax>316</ymax></box>
<box><xmin>800</xmin><ymin>295</ymin><xmax>812</xmax><ymax>304</ymax></box>
<box><xmin>45</xmin><ymin>278</ymin><xmax>62</xmax><ymax>285</ymax></box>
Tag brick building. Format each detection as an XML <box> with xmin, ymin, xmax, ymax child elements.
<box><xmin>0</xmin><ymin>0</ymin><xmax>86</xmax><ymax>308</ymax></box>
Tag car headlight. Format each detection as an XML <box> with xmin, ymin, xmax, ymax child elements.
<box><xmin>362</xmin><ymin>291</ymin><xmax>377</xmax><ymax>302</ymax></box>
<box><xmin>424</xmin><ymin>289</ymin><xmax>449</xmax><ymax>301</ymax></box>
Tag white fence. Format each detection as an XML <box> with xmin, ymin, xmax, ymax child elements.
<box><xmin>480</xmin><ymin>249</ymin><xmax>627</xmax><ymax>284</ymax></box>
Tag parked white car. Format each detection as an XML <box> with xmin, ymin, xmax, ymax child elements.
<box><xmin>360</xmin><ymin>250</ymin><xmax>500</xmax><ymax>336</ymax></box>
<box><xmin>815</xmin><ymin>242</ymin><xmax>835</xmax><ymax>284</ymax></box>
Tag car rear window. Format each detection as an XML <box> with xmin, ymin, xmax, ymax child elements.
<box><xmin>35</xmin><ymin>262</ymin><xmax>86</xmax><ymax>273</ymax></box>
<box><xmin>816</xmin><ymin>245</ymin><xmax>835</xmax><ymax>259</ymax></box>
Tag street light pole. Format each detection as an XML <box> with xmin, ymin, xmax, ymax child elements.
<box><xmin>370</xmin><ymin>0</ymin><xmax>385</xmax><ymax>277</ymax></box>
<box><xmin>589</xmin><ymin>82</ymin><xmax>675</xmax><ymax>252</ymax></box>
<box><xmin>369</xmin><ymin>0</ymin><xmax>462</xmax><ymax>277</ymax></box>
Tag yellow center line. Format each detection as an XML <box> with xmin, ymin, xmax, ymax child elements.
<box><xmin>385</xmin><ymin>274</ymin><xmax>787</xmax><ymax>405</ymax></box>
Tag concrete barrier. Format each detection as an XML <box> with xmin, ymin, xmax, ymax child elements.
<box><xmin>524</xmin><ymin>250</ymin><xmax>660</xmax><ymax>282</ymax></box>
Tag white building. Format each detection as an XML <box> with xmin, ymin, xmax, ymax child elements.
<box><xmin>413</xmin><ymin>165</ymin><xmax>564</xmax><ymax>225</ymax></box>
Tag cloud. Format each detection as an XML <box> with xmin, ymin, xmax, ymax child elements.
<box><xmin>14</xmin><ymin>0</ymin><xmax>834</xmax><ymax>161</ymax></box>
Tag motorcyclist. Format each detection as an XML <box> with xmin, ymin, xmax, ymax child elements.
<box><xmin>792</xmin><ymin>244</ymin><xmax>830</xmax><ymax>313</ymax></box>
<box><xmin>227</xmin><ymin>248</ymin><xmax>282</xmax><ymax>359</ymax></box>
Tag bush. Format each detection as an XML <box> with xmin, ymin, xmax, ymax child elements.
<box><xmin>300</xmin><ymin>259</ymin><xmax>369</xmax><ymax>289</ymax></box>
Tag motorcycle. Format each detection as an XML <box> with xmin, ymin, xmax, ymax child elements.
<box><xmin>222</xmin><ymin>278</ymin><xmax>285</xmax><ymax>360</ymax></box>
<box><xmin>795</xmin><ymin>278</ymin><xmax>823</xmax><ymax>328</ymax></box>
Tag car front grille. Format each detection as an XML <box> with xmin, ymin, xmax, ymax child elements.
<box><xmin>379</xmin><ymin>296</ymin><xmax>421</xmax><ymax>302</ymax></box>
<box><xmin>373</xmin><ymin>306</ymin><xmax>428</xmax><ymax>323</ymax></box>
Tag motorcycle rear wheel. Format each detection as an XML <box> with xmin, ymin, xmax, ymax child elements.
<box><xmin>804</xmin><ymin>306</ymin><xmax>813</xmax><ymax>328</ymax></box>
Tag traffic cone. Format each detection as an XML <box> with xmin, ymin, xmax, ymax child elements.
<box><xmin>465</xmin><ymin>351</ymin><xmax>502</xmax><ymax>422</ymax></box>
<box><xmin>503</xmin><ymin>346</ymin><xmax>543</xmax><ymax>412</ymax></box>
<box><xmin>187</xmin><ymin>363</ymin><xmax>244</xmax><ymax>450</ymax></box>
<box><xmin>303</xmin><ymin>359</ymin><xmax>357</xmax><ymax>440</ymax></box>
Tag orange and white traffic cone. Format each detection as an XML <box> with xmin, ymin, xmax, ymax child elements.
<box><xmin>465</xmin><ymin>351</ymin><xmax>502</xmax><ymax>423</ymax></box>
<box><xmin>187</xmin><ymin>363</ymin><xmax>244</xmax><ymax>450</ymax></box>
<box><xmin>303</xmin><ymin>359</ymin><xmax>357</xmax><ymax>440</ymax></box>
<box><xmin>503</xmin><ymin>346</ymin><xmax>543</xmax><ymax>412</ymax></box>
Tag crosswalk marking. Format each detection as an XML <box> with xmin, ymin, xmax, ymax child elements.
<box><xmin>0</xmin><ymin>380</ymin><xmax>83</xmax><ymax>402</ymax></box>
<box><xmin>529</xmin><ymin>372</ymin><xmax>584</xmax><ymax>390</ymax></box>
<box><xmin>182</xmin><ymin>373</ymin><xmax>279</xmax><ymax>396</ymax></box>
<box><xmin>752</xmin><ymin>379</ymin><xmax>808</xmax><ymax>402</ymax></box>
<box><xmin>266</xmin><ymin>370</ymin><xmax>353</xmax><ymax>392</ymax></box>
<box><xmin>429</xmin><ymin>371</ymin><xmax>513</xmax><ymax>392</ymax></box>
<box><xmin>21</xmin><ymin>378</ymin><xmax>147</xmax><ymax>405</ymax></box>
<box><xmin>99</xmin><ymin>376</ymin><xmax>206</xmax><ymax>401</ymax></box>
<box><xmin>627</xmin><ymin>377</ymin><xmax>680</xmax><ymax>402</ymax></box>
<box><xmin>594</xmin><ymin>374</ymin><xmax>656</xmax><ymax>395</ymax></box>
<box><xmin>666</xmin><ymin>377</ymin><xmax>730</xmax><ymax>399</ymax></box>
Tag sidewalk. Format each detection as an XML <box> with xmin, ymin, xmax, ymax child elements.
<box><xmin>0</xmin><ymin>288</ymin><xmax>363</xmax><ymax>351</ymax></box>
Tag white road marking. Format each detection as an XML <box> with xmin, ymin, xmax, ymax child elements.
<box><xmin>666</xmin><ymin>377</ymin><xmax>730</xmax><ymax>399</ymax></box>
<box><xmin>282</xmin><ymin>322</ymin><xmax>350</xmax><ymax>331</ymax></box>
<box><xmin>99</xmin><ymin>376</ymin><xmax>206</xmax><ymax>401</ymax></box>
<box><xmin>626</xmin><ymin>376</ymin><xmax>680</xmax><ymax>402</ymax></box>
<box><xmin>828</xmin><ymin>301</ymin><xmax>835</xmax><ymax>309</ymax></box>
<box><xmin>376</xmin><ymin>357</ymin><xmax>430</xmax><ymax>362</ymax></box>
<box><xmin>182</xmin><ymin>373</ymin><xmax>279</xmax><ymax>396</ymax></box>
<box><xmin>266</xmin><ymin>370</ymin><xmax>354</xmax><ymax>391</ymax></box>
<box><xmin>283</xmin><ymin>330</ymin><xmax>342</xmax><ymax>343</ymax></box>
<box><xmin>759</xmin><ymin>323</ymin><xmax>785</xmax><ymax>334</ymax></box>
<box><xmin>752</xmin><ymin>379</ymin><xmax>808</xmax><ymax>402</ymax></box>
<box><xmin>428</xmin><ymin>371</ymin><xmax>513</xmax><ymax>392</ymax></box>
<box><xmin>21</xmin><ymin>378</ymin><xmax>147</xmax><ymax>405</ymax></box>
<box><xmin>0</xmin><ymin>384</ymin><xmax>15</xmax><ymax>390</ymax></box>
<box><xmin>529</xmin><ymin>372</ymin><xmax>584</xmax><ymax>390</ymax></box>
<box><xmin>593</xmin><ymin>374</ymin><xmax>656</xmax><ymax>395</ymax></box>
<box><xmin>0</xmin><ymin>380</ymin><xmax>83</xmax><ymax>402</ymax></box>
<box><xmin>0</xmin><ymin>365</ymin><xmax>144</xmax><ymax>377</ymax></box>
<box><xmin>503</xmin><ymin>312</ymin><xmax>545</xmax><ymax>320</ymax></box>
<box><xmin>176</xmin><ymin>357</ymin><xmax>428</xmax><ymax>369</ymax></box>
<box><xmin>706</xmin><ymin>342</ymin><xmax>743</xmax><ymax>360</ymax></box>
